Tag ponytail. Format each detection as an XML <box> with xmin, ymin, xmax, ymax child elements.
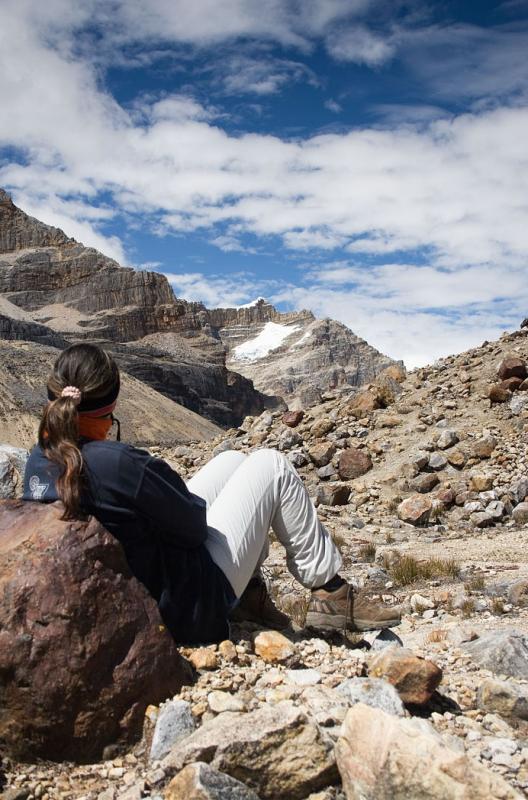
<box><xmin>39</xmin><ymin>396</ymin><xmax>84</xmax><ymax>520</ymax></box>
<box><xmin>39</xmin><ymin>343</ymin><xmax>120</xmax><ymax>521</ymax></box>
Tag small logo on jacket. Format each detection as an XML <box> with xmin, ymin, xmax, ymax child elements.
<box><xmin>29</xmin><ymin>475</ymin><xmax>49</xmax><ymax>500</ymax></box>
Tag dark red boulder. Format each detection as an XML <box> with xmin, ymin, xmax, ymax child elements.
<box><xmin>497</xmin><ymin>356</ymin><xmax>527</xmax><ymax>381</ymax></box>
<box><xmin>282</xmin><ymin>410</ymin><xmax>304</xmax><ymax>428</ymax></box>
<box><xmin>0</xmin><ymin>500</ymin><xmax>192</xmax><ymax>762</ymax></box>
<box><xmin>337</xmin><ymin>448</ymin><xmax>373</xmax><ymax>480</ymax></box>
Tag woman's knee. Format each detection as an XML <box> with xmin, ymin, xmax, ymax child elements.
<box><xmin>210</xmin><ymin>449</ymin><xmax>247</xmax><ymax>468</ymax></box>
<box><xmin>245</xmin><ymin>448</ymin><xmax>288</xmax><ymax>472</ymax></box>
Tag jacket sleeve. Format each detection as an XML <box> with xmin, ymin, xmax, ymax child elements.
<box><xmin>134</xmin><ymin>455</ymin><xmax>208</xmax><ymax>548</ymax></box>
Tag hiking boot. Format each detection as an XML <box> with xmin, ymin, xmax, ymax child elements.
<box><xmin>305</xmin><ymin>582</ymin><xmax>401</xmax><ymax>632</ymax></box>
<box><xmin>229</xmin><ymin>574</ymin><xmax>291</xmax><ymax>630</ymax></box>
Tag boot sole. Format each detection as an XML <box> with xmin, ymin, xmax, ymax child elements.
<box><xmin>305</xmin><ymin>610</ymin><xmax>401</xmax><ymax>632</ymax></box>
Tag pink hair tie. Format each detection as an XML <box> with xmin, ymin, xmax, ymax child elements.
<box><xmin>61</xmin><ymin>386</ymin><xmax>82</xmax><ymax>406</ymax></box>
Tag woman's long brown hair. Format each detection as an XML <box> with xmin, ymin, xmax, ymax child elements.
<box><xmin>39</xmin><ymin>344</ymin><xmax>120</xmax><ymax>520</ymax></box>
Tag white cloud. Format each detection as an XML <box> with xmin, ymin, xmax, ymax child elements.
<box><xmin>212</xmin><ymin>52</ymin><xmax>318</xmax><ymax>95</ymax></box>
<box><xmin>163</xmin><ymin>271</ymin><xmax>275</xmax><ymax>307</ymax></box>
<box><xmin>325</xmin><ymin>24</ymin><xmax>395</xmax><ymax>65</ymax></box>
<box><xmin>83</xmin><ymin>0</ymin><xmax>381</xmax><ymax>54</ymax></box>
<box><xmin>209</xmin><ymin>233</ymin><xmax>256</xmax><ymax>253</ymax></box>
<box><xmin>401</xmin><ymin>23</ymin><xmax>528</xmax><ymax>102</ymax></box>
<box><xmin>149</xmin><ymin>94</ymin><xmax>216</xmax><ymax>122</ymax></box>
<box><xmin>6</xmin><ymin>189</ymin><xmax>126</xmax><ymax>262</ymax></box>
<box><xmin>269</xmin><ymin>258</ymin><xmax>528</xmax><ymax>367</ymax></box>
<box><xmin>304</xmin><ymin>262</ymin><xmax>528</xmax><ymax>310</ymax></box>
<box><xmin>324</xmin><ymin>99</ymin><xmax>342</xmax><ymax>113</ymax></box>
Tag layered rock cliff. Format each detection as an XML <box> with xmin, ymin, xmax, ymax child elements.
<box><xmin>0</xmin><ymin>188</ymin><xmax>176</xmax><ymax>341</ymax></box>
<box><xmin>0</xmin><ymin>191</ymin><xmax>277</xmax><ymax>425</ymax></box>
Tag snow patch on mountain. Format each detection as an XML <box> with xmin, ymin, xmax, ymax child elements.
<box><xmin>237</xmin><ymin>297</ymin><xmax>267</xmax><ymax>309</ymax></box>
<box><xmin>292</xmin><ymin>329</ymin><xmax>313</xmax><ymax>347</ymax></box>
<box><xmin>232</xmin><ymin>321</ymin><xmax>301</xmax><ymax>362</ymax></box>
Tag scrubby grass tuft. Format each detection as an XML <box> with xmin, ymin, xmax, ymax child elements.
<box><xmin>388</xmin><ymin>554</ymin><xmax>459</xmax><ymax>586</ymax></box>
<box><xmin>460</xmin><ymin>598</ymin><xmax>476</xmax><ymax>617</ymax></box>
<box><xmin>389</xmin><ymin>555</ymin><xmax>420</xmax><ymax>585</ymax></box>
<box><xmin>491</xmin><ymin>597</ymin><xmax>506</xmax><ymax>615</ymax></box>
<box><xmin>426</xmin><ymin>628</ymin><xmax>447</xmax><ymax>644</ymax></box>
<box><xmin>358</xmin><ymin>542</ymin><xmax>377</xmax><ymax>562</ymax></box>
<box><xmin>464</xmin><ymin>575</ymin><xmax>486</xmax><ymax>594</ymax></box>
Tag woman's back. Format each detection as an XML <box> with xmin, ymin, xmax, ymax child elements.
<box><xmin>24</xmin><ymin>342</ymin><xmax>235</xmax><ymax>645</ymax></box>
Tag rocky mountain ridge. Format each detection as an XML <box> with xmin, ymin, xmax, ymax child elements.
<box><xmin>0</xmin><ymin>190</ymin><xmax>396</xmax><ymax>419</ymax></box>
<box><xmin>222</xmin><ymin>302</ymin><xmax>396</xmax><ymax>406</ymax></box>
<box><xmin>0</xmin><ymin>191</ymin><xmax>277</xmax><ymax>427</ymax></box>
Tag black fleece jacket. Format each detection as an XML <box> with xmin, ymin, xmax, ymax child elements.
<box><xmin>23</xmin><ymin>441</ymin><xmax>235</xmax><ymax>644</ymax></box>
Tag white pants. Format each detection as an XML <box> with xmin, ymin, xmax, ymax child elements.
<box><xmin>186</xmin><ymin>449</ymin><xmax>342</xmax><ymax>597</ymax></box>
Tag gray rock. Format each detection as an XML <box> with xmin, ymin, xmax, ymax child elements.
<box><xmin>285</xmin><ymin>668</ymin><xmax>322</xmax><ymax>686</ymax></box>
<box><xmin>288</xmin><ymin>450</ymin><xmax>308</xmax><ymax>467</ymax></box>
<box><xmin>349</xmin><ymin>516</ymin><xmax>365</xmax><ymax>529</ymax></box>
<box><xmin>1</xmin><ymin>789</ymin><xmax>30</xmax><ymax>800</ymax></box>
<box><xmin>316</xmin><ymin>464</ymin><xmax>337</xmax><ymax>479</ymax></box>
<box><xmin>513</xmin><ymin>502</ymin><xmax>528</xmax><ymax>524</ymax></box>
<box><xmin>163</xmin><ymin>701</ymin><xmax>337</xmax><ymax>800</ymax></box>
<box><xmin>119</xmin><ymin>784</ymin><xmax>144</xmax><ymax>800</ymax></box>
<box><xmin>478</xmin><ymin>679</ymin><xmax>528</xmax><ymax>720</ymax></box>
<box><xmin>150</xmin><ymin>700</ymin><xmax>196</xmax><ymax>762</ymax></box>
<box><xmin>479</xmin><ymin>489</ymin><xmax>498</xmax><ymax>502</ymax></box>
<box><xmin>366</xmin><ymin>566</ymin><xmax>389</xmax><ymax>584</ymax></box>
<box><xmin>471</xmin><ymin>434</ymin><xmax>497</xmax><ymax>459</ymax></box>
<box><xmin>298</xmin><ymin>685</ymin><xmax>349</xmax><ymax>728</ymax></box>
<box><xmin>336</xmin><ymin>704</ymin><xmax>520</xmax><ymax>800</ymax></box>
<box><xmin>486</xmin><ymin>500</ymin><xmax>505</xmax><ymax>520</ymax></box>
<box><xmin>507</xmin><ymin>579</ymin><xmax>528</xmax><ymax>606</ymax></box>
<box><xmin>428</xmin><ymin>452</ymin><xmax>448</xmax><ymax>470</ymax></box>
<box><xmin>510</xmin><ymin>395</ymin><xmax>528</xmax><ymax>415</ymax></box>
<box><xmin>370</xmin><ymin>628</ymin><xmax>404</xmax><ymax>651</ymax></box>
<box><xmin>512</xmin><ymin>477</ymin><xmax>528</xmax><ymax>504</ymax></box>
<box><xmin>0</xmin><ymin>444</ymin><xmax>29</xmax><ymax>474</ymax></box>
<box><xmin>213</xmin><ymin>439</ymin><xmax>236</xmax><ymax>456</ymax></box>
<box><xmin>253</xmin><ymin>412</ymin><xmax>273</xmax><ymax>432</ymax></box>
<box><xmin>208</xmin><ymin>691</ymin><xmax>246</xmax><ymax>713</ymax></box>
<box><xmin>410</xmin><ymin>472</ymin><xmax>439</xmax><ymax>493</ymax></box>
<box><xmin>464</xmin><ymin>501</ymin><xmax>484</xmax><ymax>513</ymax></box>
<box><xmin>0</xmin><ymin>445</ymin><xmax>29</xmax><ymax>499</ymax></box>
<box><xmin>278</xmin><ymin>429</ymin><xmax>302</xmax><ymax>450</ymax></box>
<box><xmin>437</xmin><ymin>430</ymin><xmax>459</xmax><ymax>449</ymax></box>
<box><xmin>165</xmin><ymin>762</ymin><xmax>261</xmax><ymax>799</ymax></box>
<box><xmin>316</xmin><ymin>483</ymin><xmax>350</xmax><ymax>506</ymax></box>
<box><xmin>411</xmin><ymin>451</ymin><xmax>429</xmax><ymax>471</ymax></box>
<box><xmin>470</xmin><ymin>511</ymin><xmax>495</xmax><ymax>528</ymax></box>
<box><xmin>482</xmin><ymin>736</ymin><xmax>518</xmax><ymax>763</ymax></box>
<box><xmin>465</xmin><ymin>630</ymin><xmax>528</xmax><ymax>679</ymax></box>
<box><xmin>337</xmin><ymin>678</ymin><xmax>405</xmax><ymax>717</ymax></box>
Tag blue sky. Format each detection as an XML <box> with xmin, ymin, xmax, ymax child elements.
<box><xmin>1</xmin><ymin>0</ymin><xmax>528</xmax><ymax>366</ymax></box>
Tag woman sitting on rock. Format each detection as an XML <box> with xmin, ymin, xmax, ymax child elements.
<box><xmin>23</xmin><ymin>343</ymin><xmax>401</xmax><ymax>644</ymax></box>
